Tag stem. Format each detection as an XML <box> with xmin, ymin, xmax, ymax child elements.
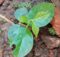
<box><xmin>26</xmin><ymin>20</ymin><xmax>31</xmax><ymax>29</ymax></box>
<box><xmin>19</xmin><ymin>22</ymin><xmax>26</xmax><ymax>27</ymax></box>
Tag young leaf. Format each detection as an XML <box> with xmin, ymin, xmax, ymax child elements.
<box><xmin>8</xmin><ymin>24</ymin><xmax>33</xmax><ymax>57</ymax></box>
<box><xmin>32</xmin><ymin>22</ymin><xmax>39</xmax><ymax>38</ymax></box>
<box><xmin>19</xmin><ymin>16</ymin><xmax>28</xmax><ymax>24</ymax></box>
<box><xmin>27</xmin><ymin>2</ymin><xmax>55</xmax><ymax>27</ymax></box>
<box><xmin>14</xmin><ymin>7</ymin><xmax>28</xmax><ymax>20</ymax></box>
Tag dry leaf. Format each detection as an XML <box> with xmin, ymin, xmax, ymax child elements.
<box><xmin>51</xmin><ymin>7</ymin><xmax>60</xmax><ymax>37</ymax></box>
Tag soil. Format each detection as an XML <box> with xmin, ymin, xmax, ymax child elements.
<box><xmin>0</xmin><ymin>0</ymin><xmax>60</xmax><ymax>57</ymax></box>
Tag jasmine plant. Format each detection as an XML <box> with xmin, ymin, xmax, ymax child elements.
<box><xmin>8</xmin><ymin>2</ymin><xmax>55</xmax><ymax>57</ymax></box>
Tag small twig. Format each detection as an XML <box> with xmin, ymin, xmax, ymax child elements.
<box><xmin>0</xmin><ymin>14</ymin><xmax>27</xmax><ymax>27</ymax></box>
<box><xmin>0</xmin><ymin>14</ymin><xmax>14</xmax><ymax>25</ymax></box>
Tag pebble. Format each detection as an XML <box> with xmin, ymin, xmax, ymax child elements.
<box><xmin>41</xmin><ymin>35</ymin><xmax>60</xmax><ymax>49</ymax></box>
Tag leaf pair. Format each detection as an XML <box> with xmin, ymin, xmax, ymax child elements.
<box><xmin>14</xmin><ymin>2</ymin><xmax>55</xmax><ymax>37</ymax></box>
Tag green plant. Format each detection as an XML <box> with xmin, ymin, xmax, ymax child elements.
<box><xmin>13</xmin><ymin>2</ymin><xmax>32</xmax><ymax>9</ymax></box>
<box><xmin>48</xmin><ymin>28</ymin><xmax>56</xmax><ymax>35</ymax></box>
<box><xmin>8</xmin><ymin>2</ymin><xmax>55</xmax><ymax>57</ymax></box>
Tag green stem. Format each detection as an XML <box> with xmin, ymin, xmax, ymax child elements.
<box><xmin>26</xmin><ymin>21</ymin><xmax>30</xmax><ymax>29</ymax></box>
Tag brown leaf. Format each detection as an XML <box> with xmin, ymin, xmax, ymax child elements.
<box><xmin>51</xmin><ymin>7</ymin><xmax>60</xmax><ymax>37</ymax></box>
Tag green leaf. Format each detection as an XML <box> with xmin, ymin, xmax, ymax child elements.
<box><xmin>32</xmin><ymin>11</ymin><xmax>51</xmax><ymax>27</ymax></box>
<box><xmin>14</xmin><ymin>7</ymin><xmax>28</xmax><ymax>20</ymax></box>
<box><xmin>32</xmin><ymin>22</ymin><xmax>39</xmax><ymax>37</ymax></box>
<box><xmin>27</xmin><ymin>2</ymin><xmax>55</xmax><ymax>27</ymax></box>
<box><xmin>19</xmin><ymin>16</ymin><xmax>28</xmax><ymax>24</ymax></box>
<box><xmin>8</xmin><ymin>24</ymin><xmax>33</xmax><ymax>57</ymax></box>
